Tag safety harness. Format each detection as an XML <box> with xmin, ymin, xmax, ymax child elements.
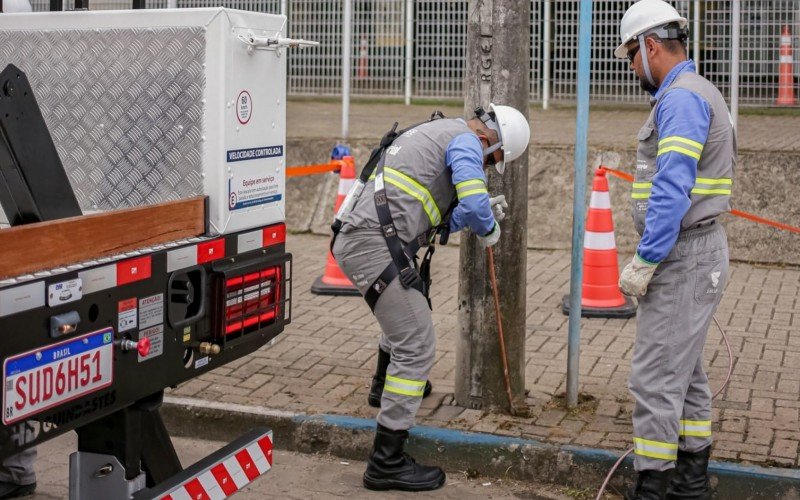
<box><xmin>330</xmin><ymin>112</ymin><xmax>458</xmax><ymax>312</ymax></box>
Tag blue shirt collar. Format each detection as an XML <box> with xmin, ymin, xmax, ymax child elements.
<box><xmin>654</xmin><ymin>60</ymin><xmax>696</xmax><ymax>99</ymax></box>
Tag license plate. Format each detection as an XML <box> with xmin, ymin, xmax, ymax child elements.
<box><xmin>3</xmin><ymin>328</ymin><xmax>114</xmax><ymax>425</ymax></box>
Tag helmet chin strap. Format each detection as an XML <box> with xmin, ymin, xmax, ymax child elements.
<box><xmin>638</xmin><ymin>34</ymin><xmax>657</xmax><ymax>88</ymax></box>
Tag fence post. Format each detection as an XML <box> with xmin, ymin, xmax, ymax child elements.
<box><xmin>280</xmin><ymin>0</ymin><xmax>286</xmax><ymax>17</ymax></box>
<box><xmin>342</xmin><ymin>0</ymin><xmax>352</xmax><ymax>139</ymax></box>
<box><xmin>730</xmin><ymin>0</ymin><xmax>740</xmax><ymax>131</ymax></box>
<box><xmin>543</xmin><ymin>0</ymin><xmax>551</xmax><ymax>109</ymax></box>
<box><xmin>405</xmin><ymin>0</ymin><xmax>413</xmax><ymax>105</ymax></box>
<box><xmin>693</xmin><ymin>0</ymin><xmax>700</xmax><ymax>73</ymax></box>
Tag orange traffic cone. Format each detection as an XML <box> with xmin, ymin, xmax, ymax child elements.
<box><xmin>311</xmin><ymin>155</ymin><xmax>361</xmax><ymax>296</ymax></box>
<box><xmin>562</xmin><ymin>168</ymin><xmax>636</xmax><ymax>318</ymax></box>
<box><xmin>776</xmin><ymin>26</ymin><xmax>797</xmax><ymax>106</ymax></box>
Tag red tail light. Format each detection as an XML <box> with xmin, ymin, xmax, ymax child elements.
<box><xmin>223</xmin><ymin>265</ymin><xmax>282</xmax><ymax>337</ymax></box>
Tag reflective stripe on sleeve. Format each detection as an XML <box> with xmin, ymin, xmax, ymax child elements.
<box><xmin>658</xmin><ymin>136</ymin><xmax>704</xmax><ymax>161</ymax></box>
<box><xmin>384</xmin><ymin>375</ymin><xmax>427</xmax><ymax>397</ymax></box>
<box><xmin>633</xmin><ymin>437</ymin><xmax>678</xmax><ymax>461</ymax></box>
<box><xmin>631</xmin><ymin>181</ymin><xmax>652</xmax><ymax>200</ymax></box>
<box><xmin>455</xmin><ymin>179</ymin><xmax>488</xmax><ymax>200</ymax></box>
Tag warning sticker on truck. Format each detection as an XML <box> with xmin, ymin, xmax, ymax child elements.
<box><xmin>138</xmin><ymin>325</ymin><xmax>164</xmax><ymax>362</ymax></box>
<box><xmin>139</xmin><ymin>294</ymin><xmax>164</xmax><ymax>330</ymax></box>
<box><xmin>228</xmin><ymin>168</ymin><xmax>282</xmax><ymax>211</ymax></box>
<box><xmin>118</xmin><ymin>298</ymin><xmax>137</xmax><ymax>333</ymax></box>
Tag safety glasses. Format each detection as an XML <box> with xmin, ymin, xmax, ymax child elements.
<box><xmin>626</xmin><ymin>44</ymin><xmax>640</xmax><ymax>63</ymax></box>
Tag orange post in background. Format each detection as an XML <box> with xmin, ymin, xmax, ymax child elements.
<box><xmin>357</xmin><ymin>36</ymin><xmax>368</xmax><ymax>79</ymax></box>
<box><xmin>310</xmin><ymin>156</ymin><xmax>361</xmax><ymax>296</ymax></box>
<box><xmin>562</xmin><ymin>168</ymin><xmax>636</xmax><ymax>318</ymax></box>
<box><xmin>776</xmin><ymin>25</ymin><xmax>797</xmax><ymax>106</ymax></box>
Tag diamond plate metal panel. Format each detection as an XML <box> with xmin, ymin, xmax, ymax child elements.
<box><xmin>0</xmin><ymin>28</ymin><xmax>206</xmax><ymax>211</ymax></box>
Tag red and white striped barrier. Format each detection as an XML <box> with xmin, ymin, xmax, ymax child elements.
<box><xmin>160</xmin><ymin>432</ymin><xmax>273</xmax><ymax>500</ymax></box>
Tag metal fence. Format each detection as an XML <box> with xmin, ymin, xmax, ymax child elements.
<box><xmin>28</xmin><ymin>0</ymin><xmax>800</xmax><ymax>107</ymax></box>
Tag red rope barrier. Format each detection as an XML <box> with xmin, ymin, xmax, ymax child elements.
<box><xmin>599</xmin><ymin>166</ymin><xmax>800</xmax><ymax>235</ymax></box>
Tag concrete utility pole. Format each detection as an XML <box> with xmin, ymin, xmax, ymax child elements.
<box><xmin>455</xmin><ymin>0</ymin><xmax>530</xmax><ymax>413</ymax></box>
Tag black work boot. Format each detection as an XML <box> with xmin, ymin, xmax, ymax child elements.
<box><xmin>367</xmin><ymin>349</ymin><xmax>432</xmax><ymax>408</ymax></box>
<box><xmin>624</xmin><ymin>469</ymin><xmax>673</xmax><ymax>500</ymax></box>
<box><xmin>363</xmin><ymin>424</ymin><xmax>446</xmax><ymax>491</ymax></box>
<box><xmin>666</xmin><ymin>447</ymin><xmax>712</xmax><ymax>499</ymax></box>
<box><xmin>0</xmin><ymin>481</ymin><xmax>36</xmax><ymax>499</ymax></box>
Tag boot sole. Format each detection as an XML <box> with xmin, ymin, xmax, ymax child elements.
<box><xmin>363</xmin><ymin>473</ymin><xmax>445</xmax><ymax>492</ymax></box>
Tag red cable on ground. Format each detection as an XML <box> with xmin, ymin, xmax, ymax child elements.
<box><xmin>599</xmin><ymin>166</ymin><xmax>800</xmax><ymax>235</ymax></box>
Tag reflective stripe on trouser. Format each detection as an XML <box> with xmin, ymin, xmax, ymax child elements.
<box><xmin>629</xmin><ymin>223</ymin><xmax>727</xmax><ymax>472</ymax></box>
<box><xmin>332</xmin><ymin>228</ymin><xmax>435</xmax><ymax>431</ymax></box>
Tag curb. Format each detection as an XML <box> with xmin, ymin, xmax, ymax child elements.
<box><xmin>162</xmin><ymin>397</ymin><xmax>800</xmax><ymax>499</ymax></box>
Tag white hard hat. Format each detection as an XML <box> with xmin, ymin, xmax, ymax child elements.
<box><xmin>615</xmin><ymin>0</ymin><xmax>687</xmax><ymax>59</ymax></box>
<box><xmin>487</xmin><ymin>103</ymin><xmax>531</xmax><ymax>175</ymax></box>
<box><xmin>2</xmin><ymin>0</ymin><xmax>33</xmax><ymax>12</ymax></box>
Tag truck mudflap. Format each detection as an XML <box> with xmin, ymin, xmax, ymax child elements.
<box><xmin>133</xmin><ymin>428</ymin><xmax>273</xmax><ymax>500</ymax></box>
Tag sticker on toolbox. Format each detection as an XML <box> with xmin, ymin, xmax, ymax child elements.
<box><xmin>195</xmin><ymin>356</ymin><xmax>209</xmax><ymax>369</ymax></box>
<box><xmin>47</xmin><ymin>278</ymin><xmax>82</xmax><ymax>307</ymax></box>
<box><xmin>118</xmin><ymin>298</ymin><xmax>137</xmax><ymax>333</ymax></box>
<box><xmin>139</xmin><ymin>294</ymin><xmax>164</xmax><ymax>330</ymax></box>
<box><xmin>228</xmin><ymin>168</ymin><xmax>282</xmax><ymax>211</ymax></box>
<box><xmin>226</xmin><ymin>145</ymin><xmax>282</xmax><ymax>163</ymax></box>
<box><xmin>236</xmin><ymin>90</ymin><xmax>252</xmax><ymax>125</ymax></box>
<box><xmin>138</xmin><ymin>325</ymin><xmax>164</xmax><ymax>362</ymax></box>
<box><xmin>2</xmin><ymin>328</ymin><xmax>114</xmax><ymax>425</ymax></box>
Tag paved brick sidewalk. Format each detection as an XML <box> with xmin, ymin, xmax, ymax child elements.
<box><xmin>172</xmin><ymin>233</ymin><xmax>800</xmax><ymax>469</ymax></box>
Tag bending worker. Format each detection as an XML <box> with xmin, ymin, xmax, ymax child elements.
<box><xmin>332</xmin><ymin>106</ymin><xmax>530</xmax><ymax>491</ymax></box>
<box><xmin>615</xmin><ymin>1</ymin><xmax>735</xmax><ymax>499</ymax></box>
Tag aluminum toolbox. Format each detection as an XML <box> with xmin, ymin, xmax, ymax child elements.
<box><xmin>0</xmin><ymin>8</ymin><xmax>287</xmax><ymax>235</ymax></box>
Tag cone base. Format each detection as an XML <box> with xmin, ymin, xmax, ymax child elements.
<box><xmin>561</xmin><ymin>294</ymin><xmax>637</xmax><ymax>319</ymax></box>
<box><xmin>310</xmin><ymin>275</ymin><xmax>362</xmax><ymax>296</ymax></box>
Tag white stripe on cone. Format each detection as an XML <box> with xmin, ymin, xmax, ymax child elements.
<box><xmin>584</xmin><ymin>231</ymin><xmax>616</xmax><ymax>250</ymax></box>
<box><xmin>780</xmin><ymin>55</ymin><xmax>793</xmax><ymax>63</ymax></box>
<box><xmin>590</xmin><ymin>191</ymin><xmax>611</xmax><ymax>209</ymax></box>
<box><xmin>338</xmin><ymin>178</ymin><xmax>355</xmax><ymax>195</ymax></box>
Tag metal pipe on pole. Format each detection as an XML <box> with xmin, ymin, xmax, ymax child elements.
<box><xmin>730</xmin><ymin>0</ymin><xmax>740</xmax><ymax>132</ymax></box>
<box><xmin>566</xmin><ymin>0</ymin><xmax>593</xmax><ymax>409</ymax></box>
<box><xmin>693</xmin><ymin>0</ymin><xmax>700</xmax><ymax>73</ymax></box>
<box><xmin>342</xmin><ymin>0</ymin><xmax>352</xmax><ymax>139</ymax></box>
<box><xmin>543</xmin><ymin>0</ymin><xmax>551</xmax><ymax>110</ymax></box>
<box><xmin>404</xmin><ymin>0</ymin><xmax>413</xmax><ymax>106</ymax></box>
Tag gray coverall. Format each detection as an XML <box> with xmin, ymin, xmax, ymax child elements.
<box><xmin>630</xmin><ymin>70</ymin><xmax>736</xmax><ymax>471</ymax></box>
<box><xmin>332</xmin><ymin>118</ymin><xmax>488</xmax><ymax>431</ymax></box>
<box><xmin>0</xmin><ymin>424</ymin><xmax>36</xmax><ymax>487</ymax></box>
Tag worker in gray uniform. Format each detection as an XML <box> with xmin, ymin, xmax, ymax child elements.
<box><xmin>615</xmin><ymin>1</ymin><xmax>736</xmax><ymax>499</ymax></box>
<box><xmin>332</xmin><ymin>105</ymin><xmax>530</xmax><ymax>491</ymax></box>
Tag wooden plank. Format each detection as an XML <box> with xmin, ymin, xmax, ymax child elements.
<box><xmin>0</xmin><ymin>197</ymin><xmax>207</xmax><ymax>280</ymax></box>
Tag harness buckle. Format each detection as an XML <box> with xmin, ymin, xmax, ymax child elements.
<box><xmin>398</xmin><ymin>266</ymin><xmax>421</xmax><ymax>289</ymax></box>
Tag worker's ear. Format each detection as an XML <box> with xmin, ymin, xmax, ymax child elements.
<box><xmin>646</xmin><ymin>36</ymin><xmax>659</xmax><ymax>57</ymax></box>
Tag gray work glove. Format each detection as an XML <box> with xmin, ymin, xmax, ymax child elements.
<box><xmin>489</xmin><ymin>194</ymin><xmax>508</xmax><ymax>222</ymax></box>
<box><xmin>477</xmin><ymin>223</ymin><xmax>501</xmax><ymax>248</ymax></box>
<box><xmin>619</xmin><ymin>254</ymin><xmax>659</xmax><ymax>297</ymax></box>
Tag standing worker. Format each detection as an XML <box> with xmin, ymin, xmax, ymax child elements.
<box><xmin>615</xmin><ymin>1</ymin><xmax>735</xmax><ymax>499</ymax></box>
<box><xmin>332</xmin><ymin>106</ymin><xmax>530</xmax><ymax>491</ymax></box>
